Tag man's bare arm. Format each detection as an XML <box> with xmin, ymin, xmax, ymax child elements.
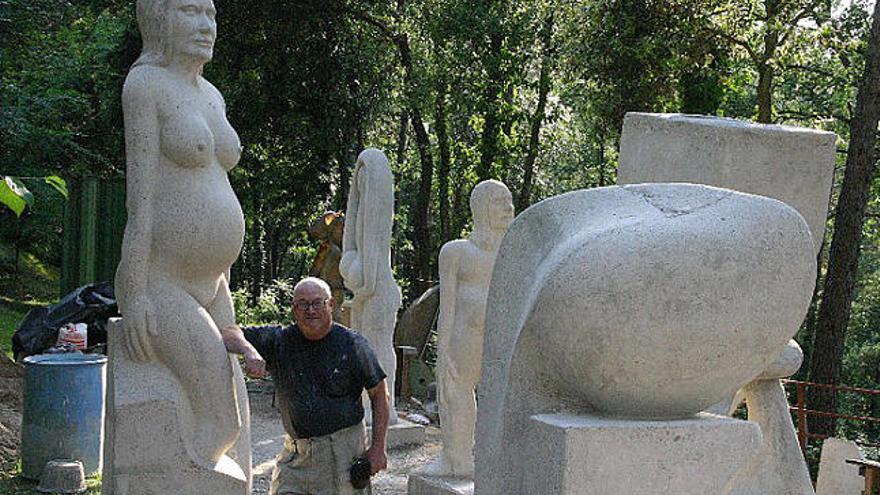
<box><xmin>220</xmin><ymin>325</ymin><xmax>267</xmax><ymax>378</ymax></box>
<box><xmin>366</xmin><ymin>379</ymin><xmax>390</xmax><ymax>474</ymax></box>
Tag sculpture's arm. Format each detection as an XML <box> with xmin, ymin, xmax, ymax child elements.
<box><xmin>115</xmin><ymin>67</ymin><xmax>160</xmax><ymax>362</ymax></box>
<box><xmin>437</xmin><ymin>240</ymin><xmax>463</xmax><ymax>378</ymax></box>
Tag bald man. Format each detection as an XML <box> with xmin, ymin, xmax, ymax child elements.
<box><xmin>222</xmin><ymin>277</ymin><xmax>389</xmax><ymax>495</ymax></box>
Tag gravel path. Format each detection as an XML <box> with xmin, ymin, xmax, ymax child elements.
<box><xmin>248</xmin><ymin>383</ymin><xmax>441</xmax><ymax>494</ymax></box>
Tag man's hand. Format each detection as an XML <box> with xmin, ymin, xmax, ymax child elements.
<box><xmin>243</xmin><ymin>349</ymin><xmax>266</xmax><ymax>378</ymax></box>
<box><xmin>365</xmin><ymin>445</ymin><xmax>387</xmax><ymax>475</ymax></box>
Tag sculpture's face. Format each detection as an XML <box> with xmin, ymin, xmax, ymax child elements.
<box><xmin>488</xmin><ymin>190</ymin><xmax>514</xmax><ymax>231</ymax></box>
<box><xmin>168</xmin><ymin>0</ymin><xmax>216</xmax><ymax>62</ymax></box>
<box><xmin>292</xmin><ymin>282</ymin><xmax>335</xmax><ymax>340</ymax></box>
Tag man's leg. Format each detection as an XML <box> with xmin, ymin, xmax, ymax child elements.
<box><xmin>270</xmin><ymin>438</ymin><xmax>320</xmax><ymax>495</ymax></box>
<box><xmin>331</xmin><ymin>423</ymin><xmax>371</xmax><ymax>495</ymax></box>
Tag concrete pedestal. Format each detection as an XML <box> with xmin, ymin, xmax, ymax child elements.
<box><xmin>408</xmin><ymin>473</ymin><xmax>473</xmax><ymax>495</ymax></box>
<box><xmin>519</xmin><ymin>413</ymin><xmax>761</xmax><ymax>495</ymax></box>
<box><xmin>369</xmin><ymin>418</ymin><xmax>425</xmax><ymax>449</ymax></box>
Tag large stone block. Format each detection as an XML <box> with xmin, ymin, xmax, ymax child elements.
<box><xmin>519</xmin><ymin>413</ymin><xmax>760</xmax><ymax>495</ymax></box>
<box><xmin>408</xmin><ymin>473</ymin><xmax>474</xmax><ymax>495</ymax></box>
<box><xmin>102</xmin><ymin>319</ymin><xmax>249</xmax><ymax>495</ymax></box>
<box><xmin>369</xmin><ymin>418</ymin><xmax>425</xmax><ymax>449</ymax></box>
<box><xmin>816</xmin><ymin>438</ymin><xmax>864</xmax><ymax>495</ymax></box>
<box><xmin>619</xmin><ymin>112</ymin><xmax>837</xmax><ymax>254</ymax></box>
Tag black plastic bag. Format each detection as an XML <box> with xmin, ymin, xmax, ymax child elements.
<box><xmin>12</xmin><ymin>282</ymin><xmax>118</xmax><ymax>361</ymax></box>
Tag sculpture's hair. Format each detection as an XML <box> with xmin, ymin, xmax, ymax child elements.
<box><xmin>133</xmin><ymin>0</ymin><xmax>172</xmax><ymax>68</ymax></box>
<box><xmin>471</xmin><ymin>179</ymin><xmax>511</xmax><ymax>230</ymax></box>
<box><xmin>293</xmin><ymin>277</ymin><xmax>333</xmax><ymax>300</ymax></box>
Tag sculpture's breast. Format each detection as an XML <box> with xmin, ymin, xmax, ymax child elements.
<box><xmin>524</xmin><ymin>183</ymin><xmax>815</xmax><ymax>418</ymax></box>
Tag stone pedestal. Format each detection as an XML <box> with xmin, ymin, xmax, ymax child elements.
<box><xmin>518</xmin><ymin>413</ymin><xmax>761</xmax><ymax>495</ymax></box>
<box><xmin>369</xmin><ymin>418</ymin><xmax>425</xmax><ymax>449</ymax></box>
<box><xmin>408</xmin><ymin>473</ymin><xmax>474</xmax><ymax>495</ymax></box>
<box><xmin>102</xmin><ymin>320</ymin><xmax>250</xmax><ymax>495</ymax></box>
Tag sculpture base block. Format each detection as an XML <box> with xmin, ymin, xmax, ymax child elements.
<box><xmin>102</xmin><ymin>319</ymin><xmax>249</xmax><ymax>495</ymax></box>
<box><xmin>520</xmin><ymin>413</ymin><xmax>761</xmax><ymax>495</ymax></box>
<box><xmin>369</xmin><ymin>419</ymin><xmax>425</xmax><ymax>449</ymax></box>
<box><xmin>408</xmin><ymin>473</ymin><xmax>473</xmax><ymax>495</ymax></box>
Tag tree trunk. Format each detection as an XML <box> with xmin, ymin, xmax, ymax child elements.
<box><xmin>435</xmin><ymin>78</ymin><xmax>451</xmax><ymax>244</ymax></box>
<box><xmin>397</xmin><ymin>110</ymin><xmax>408</xmax><ymax>166</ymax></box>
<box><xmin>808</xmin><ymin>0</ymin><xmax>880</xmax><ymax>437</ymax></box>
<box><xmin>477</xmin><ymin>27</ymin><xmax>505</xmax><ymax>181</ymax></box>
<box><xmin>395</xmin><ymin>31</ymin><xmax>435</xmax><ymax>295</ymax></box>
<box><xmin>517</xmin><ymin>15</ymin><xmax>554</xmax><ymax>213</ymax></box>
<box><xmin>411</xmin><ymin>108</ymin><xmax>434</xmax><ymax>295</ymax></box>
<box><xmin>756</xmin><ymin>62</ymin><xmax>774</xmax><ymax>123</ymax></box>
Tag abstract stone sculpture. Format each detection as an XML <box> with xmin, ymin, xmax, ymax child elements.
<box><xmin>474</xmin><ymin>184</ymin><xmax>817</xmax><ymax>494</ymax></box>
<box><xmin>104</xmin><ymin>0</ymin><xmax>250</xmax><ymax>492</ymax></box>
<box><xmin>428</xmin><ymin>180</ymin><xmax>514</xmax><ymax>478</ymax></box>
<box><xmin>619</xmin><ymin>113</ymin><xmax>838</xmax><ymax>495</ymax></box>
<box><xmin>340</xmin><ymin>148</ymin><xmax>403</xmax><ymax>422</ymax></box>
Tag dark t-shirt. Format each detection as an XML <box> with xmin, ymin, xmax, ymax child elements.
<box><xmin>243</xmin><ymin>323</ymin><xmax>386</xmax><ymax>438</ymax></box>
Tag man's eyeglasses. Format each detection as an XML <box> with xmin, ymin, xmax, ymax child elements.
<box><xmin>293</xmin><ymin>299</ymin><xmax>328</xmax><ymax>311</ymax></box>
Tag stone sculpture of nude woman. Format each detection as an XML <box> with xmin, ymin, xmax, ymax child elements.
<box><xmin>114</xmin><ymin>0</ymin><xmax>248</xmax><ymax>475</ymax></box>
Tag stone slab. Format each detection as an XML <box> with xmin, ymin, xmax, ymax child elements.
<box><xmin>618</xmin><ymin>112</ymin><xmax>837</xmax><ymax>256</ymax></box>
<box><xmin>102</xmin><ymin>319</ymin><xmax>249</xmax><ymax>495</ymax></box>
<box><xmin>518</xmin><ymin>413</ymin><xmax>761</xmax><ymax>495</ymax></box>
<box><xmin>408</xmin><ymin>473</ymin><xmax>474</xmax><ymax>495</ymax></box>
<box><xmin>816</xmin><ymin>437</ymin><xmax>864</xmax><ymax>495</ymax></box>
<box><xmin>369</xmin><ymin>418</ymin><xmax>425</xmax><ymax>449</ymax></box>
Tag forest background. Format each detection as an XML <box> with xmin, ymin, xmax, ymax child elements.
<box><xmin>2</xmin><ymin>0</ymin><xmax>880</xmax><ymax>446</ymax></box>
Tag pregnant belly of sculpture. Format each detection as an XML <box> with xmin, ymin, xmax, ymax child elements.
<box><xmin>152</xmin><ymin>170</ymin><xmax>244</xmax><ymax>278</ymax></box>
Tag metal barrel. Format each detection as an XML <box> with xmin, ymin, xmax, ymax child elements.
<box><xmin>21</xmin><ymin>353</ymin><xmax>107</xmax><ymax>479</ymax></box>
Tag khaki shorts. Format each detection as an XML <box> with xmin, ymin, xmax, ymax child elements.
<box><xmin>270</xmin><ymin>422</ymin><xmax>372</xmax><ymax>495</ymax></box>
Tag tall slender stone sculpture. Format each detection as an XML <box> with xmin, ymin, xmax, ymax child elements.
<box><xmin>103</xmin><ymin>0</ymin><xmax>250</xmax><ymax>493</ymax></box>
<box><xmin>409</xmin><ymin>181</ymin><xmax>513</xmax><ymax>495</ymax></box>
<box><xmin>340</xmin><ymin>148</ymin><xmax>403</xmax><ymax>423</ymax></box>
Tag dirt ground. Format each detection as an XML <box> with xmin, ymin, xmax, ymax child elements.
<box><xmin>248</xmin><ymin>381</ymin><xmax>441</xmax><ymax>495</ymax></box>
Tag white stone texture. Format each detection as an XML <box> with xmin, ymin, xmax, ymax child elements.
<box><xmin>368</xmin><ymin>419</ymin><xmax>426</xmax><ymax>449</ymax></box>
<box><xmin>426</xmin><ymin>180</ymin><xmax>513</xmax><ymax>478</ymax></box>
<box><xmin>816</xmin><ymin>437</ymin><xmax>865</xmax><ymax>495</ymax></box>
<box><xmin>408</xmin><ymin>473</ymin><xmax>474</xmax><ymax>495</ymax></box>
<box><xmin>619</xmin><ymin>112</ymin><xmax>837</xmax><ymax>255</ymax></box>
<box><xmin>474</xmin><ymin>184</ymin><xmax>816</xmax><ymax>495</ymax></box>
<box><xmin>618</xmin><ymin>113</ymin><xmax>836</xmax><ymax>495</ymax></box>
<box><xmin>340</xmin><ymin>148</ymin><xmax>403</xmax><ymax>423</ymax></box>
<box><xmin>107</xmin><ymin>1</ymin><xmax>250</xmax><ymax>492</ymax></box>
<box><xmin>103</xmin><ymin>320</ymin><xmax>250</xmax><ymax>495</ymax></box>
<box><xmin>515</xmin><ymin>413</ymin><xmax>760</xmax><ymax>495</ymax></box>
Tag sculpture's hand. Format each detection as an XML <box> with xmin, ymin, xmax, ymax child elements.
<box><xmin>124</xmin><ymin>295</ymin><xmax>158</xmax><ymax>363</ymax></box>
<box><xmin>366</xmin><ymin>445</ymin><xmax>387</xmax><ymax>475</ymax></box>
<box><xmin>243</xmin><ymin>349</ymin><xmax>266</xmax><ymax>378</ymax></box>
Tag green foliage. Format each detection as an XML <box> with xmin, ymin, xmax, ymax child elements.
<box><xmin>233</xmin><ymin>279</ymin><xmax>296</xmax><ymax>326</ymax></box>
<box><xmin>0</xmin><ymin>178</ymin><xmax>31</xmax><ymax>218</ymax></box>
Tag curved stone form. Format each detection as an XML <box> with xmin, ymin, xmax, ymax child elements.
<box><xmin>340</xmin><ymin>148</ymin><xmax>402</xmax><ymax>422</ymax></box>
<box><xmin>104</xmin><ymin>0</ymin><xmax>250</xmax><ymax>492</ymax></box>
<box><xmin>725</xmin><ymin>341</ymin><xmax>814</xmax><ymax>495</ymax></box>
<box><xmin>474</xmin><ymin>184</ymin><xmax>816</xmax><ymax>495</ymax></box>
<box><xmin>428</xmin><ymin>180</ymin><xmax>513</xmax><ymax>479</ymax></box>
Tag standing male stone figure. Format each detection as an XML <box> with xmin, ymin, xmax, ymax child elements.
<box><xmin>431</xmin><ymin>180</ymin><xmax>514</xmax><ymax>478</ymax></box>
